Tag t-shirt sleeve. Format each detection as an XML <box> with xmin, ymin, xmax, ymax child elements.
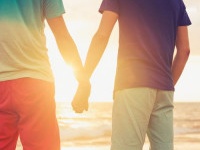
<box><xmin>44</xmin><ymin>0</ymin><xmax>65</xmax><ymax>19</ymax></box>
<box><xmin>178</xmin><ymin>0</ymin><xmax>191</xmax><ymax>26</ymax></box>
<box><xmin>99</xmin><ymin>0</ymin><xmax>119</xmax><ymax>14</ymax></box>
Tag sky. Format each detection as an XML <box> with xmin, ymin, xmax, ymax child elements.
<box><xmin>46</xmin><ymin>0</ymin><xmax>200</xmax><ymax>102</ymax></box>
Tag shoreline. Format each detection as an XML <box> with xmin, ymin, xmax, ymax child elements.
<box><xmin>61</xmin><ymin>140</ymin><xmax>200</xmax><ymax>150</ymax></box>
<box><xmin>16</xmin><ymin>102</ymin><xmax>200</xmax><ymax>150</ymax></box>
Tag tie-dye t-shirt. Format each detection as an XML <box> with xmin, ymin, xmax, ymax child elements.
<box><xmin>0</xmin><ymin>0</ymin><xmax>65</xmax><ymax>82</ymax></box>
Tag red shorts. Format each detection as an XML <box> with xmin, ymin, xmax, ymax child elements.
<box><xmin>0</xmin><ymin>78</ymin><xmax>60</xmax><ymax>150</ymax></box>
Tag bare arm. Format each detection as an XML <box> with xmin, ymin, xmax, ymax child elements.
<box><xmin>172</xmin><ymin>26</ymin><xmax>190</xmax><ymax>85</ymax></box>
<box><xmin>47</xmin><ymin>16</ymin><xmax>84</xmax><ymax>82</ymax></box>
<box><xmin>84</xmin><ymin>11</ymin><xmax>118</xmax><ymax>79</ymax></box>
<box><xmin>71</xmin><ymin>11</ymin><xmax>118</xmax><ymax>113</ymax></box>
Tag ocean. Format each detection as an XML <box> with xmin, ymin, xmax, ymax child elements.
<box><xmin>57</xmin><ymin>102</ymin><xmax>112</xmax><ymax>148</ymax></box>
<box><xmin>16</xmin><ymin>102</ymin><xmax>200</xmax><ymax>150</ymax></box>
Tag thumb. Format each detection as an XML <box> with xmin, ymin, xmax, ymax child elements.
<box><xmin>85</xmin><ymin>103</ymin><xmax>89</xmax><ymax>111</ymax></box>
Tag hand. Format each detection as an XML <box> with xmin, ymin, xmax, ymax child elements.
<box><xmin>71</xmin><ymin>81</ymin><xmax>91</xmax><ymax>113</ymax></box>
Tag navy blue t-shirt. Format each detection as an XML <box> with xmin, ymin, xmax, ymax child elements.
<box><xmin>99</xmin><ymin>0</ymin><xmax>191</xmax><ymax>91</ymax></box>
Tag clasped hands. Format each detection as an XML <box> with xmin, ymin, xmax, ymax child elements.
<box><xmin>71</xmin><ymin>72</ymin><xmax>91</xmax><ymax>113</ymax></box>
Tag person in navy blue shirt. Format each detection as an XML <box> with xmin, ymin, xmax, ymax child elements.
<box><xmin>72</xmin><ymin>0</ymin><xmax>191</xmax><ymax>149</ymax></box>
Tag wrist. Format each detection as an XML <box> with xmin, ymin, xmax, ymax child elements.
<box><xmin>74</xmin><ymin>70</ymin><xmax>90</xmax><ymax>83</ymax></box>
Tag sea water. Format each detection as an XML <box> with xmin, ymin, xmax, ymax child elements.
<box><xmin>57</xmin><ymin>102</ymin><xmax>113</xmax><ymax>147</ymax></box>
<box><xmin>16</xmin><ymin>102</ymin><xmax>200</xmax><ymax>149</ymax></box>
<box><xmin>56</xmin><ymin>102</ymin><xmax>200</xmax><ymax>147</ymax></box>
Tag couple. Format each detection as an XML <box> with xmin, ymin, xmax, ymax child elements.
<box><xmin>0</xmin><ymin>0</ymin><xmax>191</xmax><ymax>150</ymax></box>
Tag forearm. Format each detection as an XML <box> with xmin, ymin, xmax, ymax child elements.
<box><xmin>171</xmin><ymin>49</ymin><xmax>190</xmax><ymax>85</ymax></box>
<box><xmin>56</xmin><ymin>36</ymin><xmax>83</xmax><ymax>72</ymax></box>
<box><xmin>47</xmin><ymin>16</ymin><xmax>84</xmax><ymax>82</ymax></box>
<box><xmin>56</xmin><ymin>36</ymin><xmax>87</xmax><ymax>82</ymax></box>
<box><xmin>84</xmin><ymin>33</ymin><xmax>110</xmax><ymax>79</ymax></box>
<box><xmin>172</xmin><ymin>26</ymin><xmax>190</xmax><ymax>85</ymax></box>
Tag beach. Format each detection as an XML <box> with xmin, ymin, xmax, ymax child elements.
<box><xmin>16</xmin><ymin>102</ymin><xmax>200</xmax><ymax>150</ymax></box>
<box><xmin>61</xmin><ymin>102</ymin><xmax>200</xmax><ymax>150</ymax></box>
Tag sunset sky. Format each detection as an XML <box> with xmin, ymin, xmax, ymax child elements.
<box><xmin>46</xmin><ymin>0</ymin><xmax>200</xmax><ymax>102</ymax></box>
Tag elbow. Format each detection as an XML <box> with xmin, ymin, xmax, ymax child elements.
<box><xmin>177</xmin><ymin>47</ymin><xmax>190</xmax><ymax>59</ymax></box>
<box><xmin>184</xmin><ymin>47</ymin><xmax>190</xmax><ymax>58</ymax></box>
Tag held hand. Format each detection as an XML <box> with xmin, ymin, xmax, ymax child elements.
<box><xmin>71</xmin><ymin>81</ymin><xmax>91</xmax><ymax>113</ymax></box>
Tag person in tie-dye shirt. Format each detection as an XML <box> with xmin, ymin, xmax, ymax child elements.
<box><xmin>0</xmin><ymin>0</ymin><xmax>90</xmax><ymax>150</ymax></box>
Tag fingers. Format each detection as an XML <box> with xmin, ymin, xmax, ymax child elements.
<box><xmin>85</xmin><ymin>103</ymin><xmax>88</xmax><ymax>111</ymax></box>
<box><xmin>71</xmin><ymin>81</ymin><xmax>91</xmax><ymax>113</ymax></box>
<box><xmin>71</xmin><ymin>100</ymin><xmax>88</xmax><ymax>113</ymax></box>
<box><xmin>71</xmin><ymin>91</ymin><xmax>89</xmax><ymax>113</ymax></box>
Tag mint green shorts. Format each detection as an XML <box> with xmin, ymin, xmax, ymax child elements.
<box><xmin>111</xmin><ymin>88</ymin><xmax>174</xmax><ymax>150</ymax></box>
